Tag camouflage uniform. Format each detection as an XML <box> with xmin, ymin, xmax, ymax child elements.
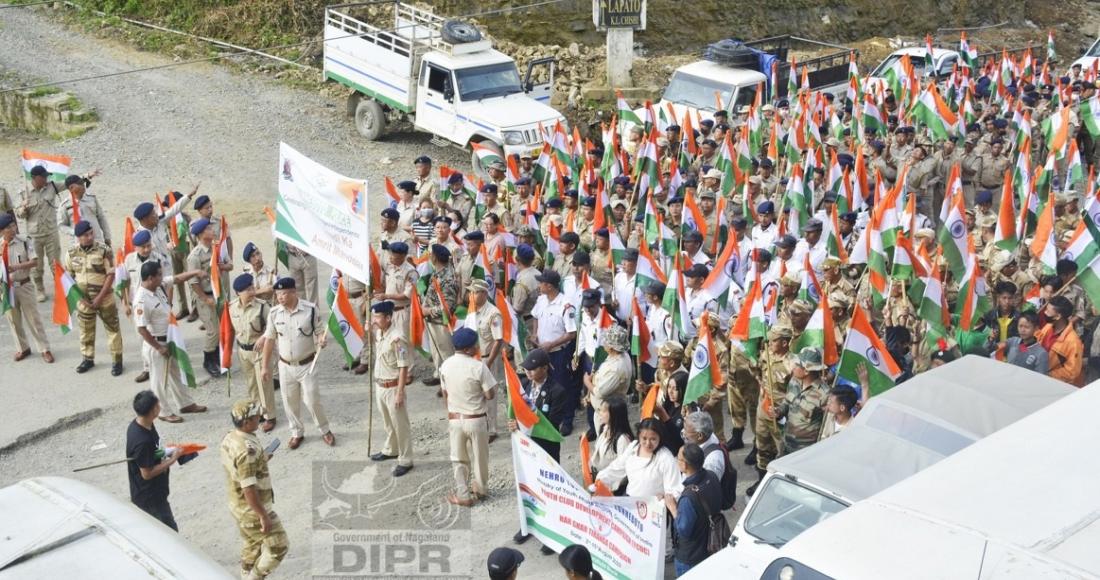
<box><xmin>776</xmin><ymin>375</ymin><xmax>829</xmax><ymax>455</ymax></box>
<box><xmin>220</xmin><ymin>413</ymin><xmax>288</xmax><ymax>578</ymax></box>
<box><xmin>754</xmin><ymin>345</ymin><xmax>797</xmax><ymax>470</ymax></box>
<box><xmin>423</xmin><ymin>264</ymin><xmax>460</xmax><ymax>379</ymax></box>
<box><xmin>67</xmin><ymin>241</ymin><xmax>123</xmax><ymax>363</ymax></box>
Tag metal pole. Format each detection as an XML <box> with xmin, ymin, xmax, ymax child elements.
<box><xmin>366</xmin><ymin>283</ymin><xmax>376</xmax><ymax>455</ymax></box>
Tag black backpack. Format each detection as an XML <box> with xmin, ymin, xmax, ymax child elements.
<box><xmin>702</xmin><ymin>441</ymin><xmax>738</xmax><ymax>511</ymax></box>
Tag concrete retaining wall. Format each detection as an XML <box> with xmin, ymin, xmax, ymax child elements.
<box><xmin>0</xmin><ymin>88</ymin><xmax>97</xmax><ymax>139</ymax></box>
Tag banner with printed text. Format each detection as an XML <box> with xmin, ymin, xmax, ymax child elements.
<box><xmin>276</xmin><ymin>142</ymin><xmax>371</xmax><ymax>283</ymax></box>
<box><xmin>511</xmin><ymin>432</ymin><xmax>665</xmax><ymax>580</ymax></box>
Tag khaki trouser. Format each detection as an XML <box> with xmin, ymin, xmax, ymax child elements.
<box><xmin>240</xmin><ymin>348</ymin><xmax>276</xmax><ymax>420</ymax></box>
<box><xmin>237</xmin><ymin>514</ymin><xmax>289</xmax><ymax>577</ymax></box>
<box><xmin>77</xmin><ymin>293</ymin><xmax>122</xmax><ymax>361</ymax></box>
<box><xmin>7</xmin><ymin>282</ymin><xmax>49</xmax><ymax>352</ymax></box>
<box><xmin>171</xmin><ymin>250</ymin><xmax>189</xmax><ymax>313</ymax></box>
<box><xmin>705</xmin><ymin>392</ymin><xmax>726</xmax><ymax>442</ymax></box>
<box><xmin>143</xmin><ymin>341</ymin><xmax>195</xmax><ymax>416</ymax></box>
<box><xmin>449</xmin><ymin>416</ymin><xmax>489</xmax><ymax>501</ymax></box>
<box><xmin>31</xmin><ymin>233</ymin><xmax>60</xmax><ymax>296</ymax></box>
<box><xmin>194</xmin><ymin>295</ymin><xmax>219</xmax><ymax>351</ymax></box>
<box><xmin>754</xmin><ymin>400</ymin><xmax>784</xmax><ymax>472</ymax></box>
<box><xmin>426</xmin><ymin>322</ymin><xmax>454</xmax><ymax>379</ymax></box>
<box><xmin>377</xmin><ymin>383</ymin><xmax>413</xmax><ymax>466</ymax></box>
<box><xmin>288</xmin><ymin>252</ymin><xmax>318</xmax><ymax>305</ymax></box>
<box><xmin>728</xmin><ymin>368</ymin><xmax>759</xmax><ymax>432</ymax></box>
<box><xmin>278</xmin><ymin>359</ymin><xmax>329</xmax><ymax>438</ymax></box>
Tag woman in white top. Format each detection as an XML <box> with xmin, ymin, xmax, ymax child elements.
<box><xmin>594</xmin><ymin>418</ymin><xmax>683</xmax><ymax>500</ymax></box>
<box><xmin>589</xmin><ymin>395</ymin><xmax>634</xmax><ymax>477</ymax></box>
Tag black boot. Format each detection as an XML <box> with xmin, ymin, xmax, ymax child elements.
<box><xmin>745</xmin><ymin>467</ymin><xmax>767</xmax><ymax>498</ymax></box>
<box><xmin>203</xmin><ymin>351</ymin><xmax>220</xmax><ymax>378</ymax></box>
<box><xmin>744</xmin><ymin>445</ymin><xmax>757</xmax><ymax>466</ymax></box>
<box><xmin>726</xmin><ymin>427</ymin><xmax>745</xmax><ymax>450</ymax></box>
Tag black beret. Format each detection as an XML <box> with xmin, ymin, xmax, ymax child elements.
<box><xmin>274</xmin><ymin>277</ymin><xmax>296</xmax><ymax>290</ymax></box>
<box><xmin>381</xmin><ymin>207</ymin><xmax>400</xmax><ymax>220</ymax></box>
<box><xmin>233</xmin><ymin>273</ymin><xmax>254</xmax><ymax>293</ymax></box>
<box><xmin>133</xmin><ymin>202</ymin><xmax>155</xmax><ymax>220</ymax></box>
<box><xmin>431</xmin><ymin>244</ymin><xmax>451</xmax><ymax>260</ymax></box>
<box><xmin>388</xmin><ymin>241</ymin><xmax>409</xmax><ymax>254</ymax></box>
<box><xmin>74</xmin><ymin>220</ymin><xmax>92</xmax><ymax>236</ymax></box>
<box><xmin>193</xmin><ymin>195</ymin><xmax>211</xmax><ymax>210</ymax></box>
<box><xmin>372</xmin><ymin>300</ymin><xmax>395</xmax><ymax>314</ymax></box>
<box><xmin>243</xmin><ymin>242</ymin><xmax>258</xmax><ymax>262</ymax></box>
<box><xmin>463</xmin><ymin>230</ymin><xmax>485</xmax><ymax>242</ymax></box>
<box><xmin>414</xmin><ymin>155</ymin><xmax>432</xmax><ymax>165</ymax></box>
<box><xmin>29</xmin><ymin>165</ymin><xmax>48</xmax><ymax>177</ymax></box>
<box><xmin>0</xmin><ymin>213</ymin><xmax>13</xmax><ymax>230</ymax></box>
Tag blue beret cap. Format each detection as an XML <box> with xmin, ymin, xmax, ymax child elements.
<box><xmin>193</xmin><ymin>195</ymin><xmax>211</xmax><ymax>210</ymax></box>
<box><xmin>581</xmin><ymin>196</ymin><xmax>595</xmax><ymax>207</ymax></box>
<box><xmin>190</xmin><ymin>217</ymin><xmax>210</xmax><ymax>236</ymax></box>
<box><xmin>397</xmin><ymin>180</ymin><xmax>417</xmax><ymax>192</ymax></box>
<box><xmin>243</xmin><ymin>242</ymin><xmax>258</xmax><ymax>262</ymax></box>
<box><xmin>414</xmin><ymin>155</ymin><xmax>432</xmax><ymax>165</ymax></box>
<box><xmin>564</xmin><ymin>189</ymin><xmax>579</xmax><ymax>198</ymax></box>
<box><xmin>233</xmin><ymin>273</ymin><xmax>254</xmax><ymax>293</ymax></box>
<box><xmin>547</xmin><ymin>198</ymin><xmax>563</xmax><ymax>208</ymax></box>
<box><xmin>74</xmin><ymin>220</ymin><xmax>92</xmax><ymax>236</ymax></box>
<box><xmin>515</xmin><ymin>177</ymin><xmax>532</xmax><ymax>185</ymax></box>
<box><xmin>388</xmin><ymin>241</ymin><xmax>410</xmax><ymax>254</ymax></box>
<box><xmin>975</xmin><ymin>190</ymin><xmax>994</xmax><ymax>204</ymax></box>
<box><xmin>464</xmin><ymin>230</ymin><xmax>484</xmax><ymax>242</ymax></box>
<box><xmin>760</xmin><ymin>158</ymin><xmax>774</xmax><ymax>168</ymax></box>
<box><xmin>757</xmin><ymin>200</ymin><xmax>775</xmax><ymax>214</ymax></box>
<box><xmin>133</xmin><ymin>202</ymin><xmax>155</xmax><ymax>220</ymax></box>
<box><xmin>380</xmin><ymin>207</ymin><xmax>400</xmax><ymax>220</ymax></box>
<box><xmin>667</xmin><ymin>195</ymin><xmax>684</xmax><ymax>205</ymax></box>
<box><xmin>992</xmin><ymin>118</ymin><xmax>1008</xmax><ymax>129</ymax></box>
<box><xmin>29</xmin><ymin>165</ymin><xmax>48</xmax><ymax>177</ymax></box>
<box><xmin>840</xmin><ymin>212</ymin><xmax>857</xmax><ymax>222</ymax></box>
<box><xmin>480</xmin><ymin>183</ymin><xmax>498</xmax><ymax>194</ymax></box>
<box><xmin>837</xmin><ymin>154</ymin><xmax>855</xmax><ymax>168</ymax></box>
<box><xmin>516</xmin><ymin>244</ymin><xmax>535</xmax><ymax>261</ymax></box>
<box><xmin>451</xmin><ymin>327</ymin><xmax>478</xmax><ymax>350</ymax></box>
<box><xmin>595</xmin><ymin>227</ymin><xmax>609</xmax><ymax>237</ymax></box>
<box><xmin>431</xmin><ymin>244</ymin><xmax>451</xmax><ymax>260</ymax></box>
<box><xmin>273</xmin><ymin>277</ymin><xmax>296</xmax><ymax>290</ymax></box>
<box><xmin>0</xmin><ymin>213</ymin><xmax>14</xmax><ymax>230</ymax></box>
<box><xmin>372</xmin><ymin>300</ymin><xmax>395</xmax><ymax>314</ymax></box>
<box><xmin>447</xmin><ymin>173</ymin><xmax>464</xmax><ymax>185</ymax></box>
<box><xmin>132</xmin><ymin>230</ymin><xmax>152</xmax><ymax>246</ymax></box>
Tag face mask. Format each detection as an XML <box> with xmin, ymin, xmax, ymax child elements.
<box><xmin>450</xmin><ymin>222</ymin><xmax>460</xmax><ymax>232</ymax></box>
<box><xmin>420</xmin><ymin>209</ymin><xmax>435</xmax><ymax>219</ymax></box>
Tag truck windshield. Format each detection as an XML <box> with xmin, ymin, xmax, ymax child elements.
<box><xmin>872</xmin><ymin>54</ymin><xmax>929</xmax><ymax>78</ymax></box>
<box><xmin>743</xmin><ymin>477</ymin><xmax>847</xmax><ymax>547</ymax></box>
<box><xmin>455</xmin><ymin>62</ymin><xmax>523</xmax><ymax>100</ymax></box>
<box><xmin>662</xmin><ymin>71</ymin><xmax>732</xmax><ymax>112</ymax></box>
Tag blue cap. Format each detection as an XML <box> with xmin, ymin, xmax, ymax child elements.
<box><xmin>29</xmin><ymin>165</ymin><xmax>48</xmax><ymax>177</ymax></box>
<box><xmin>372</xmin><ymin>300</ymin><xmax>395</xmax><ymax>314</ymax></box>
<box><xmin>595</xmin><ymin>227</ymin><xmax>609</xmax><ymax>237</ymax></box>
<box><xmin>133</xmin><ymin>202</ymin><xmax>156</xmax><ymax>220</ymax></box>
<box><xmin>381</xmin><ymin>207</ymin><xmax>400</xmax><ymax>220</ymax></box>
<box><xmin>516</xmin><ymin>177</ymin><xmax>532</xmax><ymax>186</ymax></box>
<box><xmin>447</xmin><ymin>173</ymin><xmax>464</xmax><ymax>185</ymax></box>
<box><xmin>397</xmin><ymin>180</ymin><xmax>417</xmax><ymax>192</ymax></box>
<box><xmin>992</xmin><ymin>118</ymin><xmax>1008</xmax><ymax>129</ymax></box>
<box><xmin>564</xmin><ymin>189</ymin><xmax>579</xmax><ymax>198</ymax></box>
<box><xmin>757</xmin><ymin>200</ymin><xmax>775</xmax><ymax>214</ymax></box>
<box><xmin>414</xmin><ymin>155</ymin><xmax>432</xmax><ymax>165</ymax></box>
<box><xmin>233</xmin><ymin>273</ymin><xmax>254</xmax><ymax>293</ymax></box>
<box><xmin>0</xmin><ymin>213</ymin><xmax>14</xmax><ymax>230</ymax></box>
<box><xmin>480</xmin><ymin>183</ymin><xmax>498</xmax><ymax>194</ymax></box>
<box><xmin>132</xmin><ymin>230</ymin><xmax>152</xmax><ymax>246</ymax></box>
<box><xmin>273</xmin><ymin>277</ymin><xmax>296</xmax><ymax>290</ymax></box>
<box><xmin>464</xmin><ymin>230</ymin><xmax>485</xmax><ymax>242</ymax></box>
<box><xmin>242</xmin><ymin>242</ymin><xmax>258</xmax><ymax>262</ymax></box>
<box><xmin>668</xmin><ymin>195</ymin><xmax>684</xmax><ymax>205</ymax></box>
<box><xmin>431</xmin><ymin>244</ymin><xmax>451</xmax><ymax>261</ymax></box>
<box><xmin>976</xmin><ymin>190</ymin><xmax>994</xmax><ymax>205</ymax></box>
<box><xmin>580</xmin><ymin>196</ymin><xmax>595</xmax><ymax>207</ymax></box>
<box><xmin>451</xmin><ymin>327</ymin><xmax>478</xmax><ymax>350</ymax></box>
<box><xmin>190</xmin><ymin>217</ymin><xmax>210</xmax><ymax>236</ymax></box>
<box><xmin>388</xmin><ymin>241</ymin><xmax>409</xmax><ymax>254</ymax></box>
<box><xmin>74</xmin><ymin>220</ymin><xmax>92</xmax><ymax>236</ymax></box>
<box><xmin>516</xmin><ymin>244</ymin><xmax>535</xmax><ymax>262</ymax></box>
<box><xmin>547</xmin><ymin>198</ymin><xmax>563</xmax><ymax>209</ymax></box>
<box><xmin>193</xmin><ymin>195</ymin><xmax>211</xmax><ymax>210</ymax></box>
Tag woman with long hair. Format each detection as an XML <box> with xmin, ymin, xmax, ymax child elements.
<box><xmin>594</xmin><ymin>418</ymin><xmax>682</xmax><ymax>499</ymax></box>
<box><xmin>588</xmin><ymin>395</ymin><xmax>634</xmax><ymax>478</ymax></box>
<box><xmin>559</xmin><ymin>544</ymin><xmax>603</xmax><ymax>580</ymax></box>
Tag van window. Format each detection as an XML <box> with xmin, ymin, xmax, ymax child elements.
<box><xmin>425</xmin><ymin>65</ymin><xmax>451</xmax><ymax>94</ymax></box>
<box><xmin>744</xmin><ymin>477</ymin><xmax>847</xmax><ymax>547</ymax></box>
<box><xmin>733</xmin><ymin>85</ymin><xmax>757</xmax><ymax>110</ymax></box>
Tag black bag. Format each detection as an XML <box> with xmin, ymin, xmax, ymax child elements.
<box><xmin>702</xmin><ymin>442</ymin><xmax>738</xmax><ymax>511</ymax></box>
<box><xmin>684</xmin><ymin>484</ymin><xmax>732</xmax><ymax>555</ymax></box>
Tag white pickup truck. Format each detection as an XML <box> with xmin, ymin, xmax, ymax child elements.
<box><xmin>323</xmin><ymin>1</ymin><xmax>564</xmax><ymax>173</ymax></box>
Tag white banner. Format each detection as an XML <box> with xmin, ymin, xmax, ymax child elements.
<box><xmin>275</xmin><ymin>142</ymin><xmax>370</xmax><ymax>283</ymax></box>
<box><xmin>511</xmin><ymin>433</ymin><xmax>666</xmax><ymax>579</ymax></box>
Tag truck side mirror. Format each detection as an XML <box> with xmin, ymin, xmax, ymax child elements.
<box><xmin>524</xmin><ymin>81</ymin><xmax>534</xmax><ymax>93</ymax></box>
<box><xmin>444</xmin><ymin>81</ymin><xmax>454</xmax><ymax>102</ymax></box>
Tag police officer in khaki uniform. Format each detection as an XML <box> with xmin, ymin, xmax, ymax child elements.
<box><xmin>230</xmin><ymin>274</ymin><xmax>277</xmax><ymax>432</ymax></box>
<box><xmin>133</xmin><ymin>261</ymin><xmax>206</xmax><ymax>422</ymax></box>
<box><xmin>17</xmin><ymin>165</ymin><xmax>65</xmax><ymax>301</ymax></box>
<box><xmin>440</xmin><ymin>328</ymin><xmax>496</xmax><ymax>507</ymax></box>
<box><xmin>220</xmin><ymin>400</ymin><xmax>289</xmax><ymax>580</ymax></box>
<box><xmin>241</xmin><ymin>243</ymin><xmax>277</xmax><ymax>301</ymax></box>
<box><xmin>747</xmin><ymin>324</ymin><xmax>797</xmax><ymax>496</ymax></box>
<box><xmin>377</xmin><ymin>241</ymin><xmax>418</xmax><ymax>337</ymax></box>
<box><xmin>261</xmin><ymin>277</ymin><xmax>334</xmax><ymax>449</ymax></box>
<box><xmin>369</xmin><ymin>300</ymin><xmax>414</xmax><ymax>476</ymax></box>
<box><xmin>57</xmin><ymin>174</ymin><xmax>112</xmax><ymax>249</ymax></box>
<box><xmin>132</xmin><ymin>188</ymin><xmax>198</xmax><ymax>318</ymax></box>
<box><xmin>467</xmin><ymin>279</ymin><xmax>504</xmax><ymax>438</ymax></box>
<box><xmin>512</xmin><ymin>244</ymin><xmax>541</xmax><ymax>345</ymax></box>
<box><xmin>67</xmin><ymin>220</ymin><xmax>124</xmax><ymax>375</ymax></box>
<box><xmin>978</xmin><ymin>139</ymin><xmax>1011</xmax><ymax>194</ymax></box>
<box><xmin>187</xmin><ymin>218</ymin><xmax>232</xmax><ymax>377</ymax></box>
<box><xmin>1</xmin><ymin>213</ymin><xmax>53</xmax><ymax>363</ymax></box>
<box><xmin>589</xmin><ymin>228</ymin><xmax>615</xmax><ymax>292</ymax></box>
<box><xmin>413</xmin><ymin>155</ymin><xmax>439</xmax><ymax>205</ymax></box>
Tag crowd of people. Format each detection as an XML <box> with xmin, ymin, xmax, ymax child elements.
<box><xmin>4</xmin><ymin>38</ymin><xmax>1100</xmax><ymax>577</ymax></box>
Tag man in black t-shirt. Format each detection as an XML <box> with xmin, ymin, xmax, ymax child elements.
<box><xmin>126</xmin><ymin>390</ymin><xmax>182</xmax><ymax>531</ymax></box>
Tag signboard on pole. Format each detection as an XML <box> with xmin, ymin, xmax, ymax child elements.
<box><xmin>275</xmin><ymin>142</ymin><xmax>371</xmax><ymax>283</ymax></box>
<box><xmin>511</xmin><ymin>432</ymin><xmax>666</xmax><ymax>580</ymax></box>
<box><xmin>592</xmin><ymin>0</ymin><xmax>647</xmax><ymax>30</ymax></box>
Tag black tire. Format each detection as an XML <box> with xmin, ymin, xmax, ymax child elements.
<box><xmin>354</xmin><ymin>98</ymin><xmax>385</xmax><ymax>141</ymax></box>
<box><xmin>441</xmin><ymin>20</ymin><xmax>482</xmax><ymax>44</ymax></box>
<box><xmin>705</xmin><ymin>39</ymin><xmax>758</xmax><ymax>69</ymax></box>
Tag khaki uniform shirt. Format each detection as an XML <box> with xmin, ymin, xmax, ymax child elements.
<box><xmin>512</xmin><ymin>267</ymin><xmax>541</xmax><ymax>317</ymax></box>
<box><xmin>66</xmin><ymin>242</ymin><xmax>113</xmax><ymax>294</ymax></box>
<box><xmin>0</xmin><ymin>186</ymin><xmax>14</xmax><ymax>216</ymax></box>
<box><xmin>757</xmin><ymin>349</ymin><xmax>798</xmax><ymax>406</ymax></box>
<box><xmin>474</xmin><ymin>301</ymin><xmax>503</xmax><ymax>356</ymax></box>
<box><xmin>960</xmin><ymin>149</ymin><xmax>983</xmax><ymax>186</ymax></box>
<box><xmin>18</xmin><ymin>181</ymin><xmax>64</xmax><ymax>237</ymax></box>
<box><xmin>385</xmin><ymin>262</ymin><xmax>419</xmax><ymax>310</ymax></box>
<box><xmin>230</xmin><ymin>297</ymin><xmax>269</xmax><ymax>347</ymax></box>
<box><xmin>187</xmin><ymin>244</ymin><xmax>215</xmax><ymax>294</ymax></box>
<box><xmin>589</xmin><ymin>247</ymin><xmax>614</xmax><ymax>291</ymax></box>
<box><xmin>4</xmin><ymin>235</ymin><xmax>35</xmax><ymax>283</ymax></box>
<box><xmin>374</xmin><ymin>324</ymin><xmax>410</xmax><ymax>381</ymax></box>
<box><xmin>124</xmin><ymin>250</ymin><xmax>173</xmax><ymax>297</ymax></box>
<box><xmin>415</xmin><ymin>175</ymin><xmax>440</xmax><ymax>206</ymax></box>
<box><xmin>978</xmin><ymin>153</ymin><xmax>1011</xmax><ymax>189</ymax></box>
<box><xmin>264</xmin><ymin>299</ymin><xmax>321</xmax><ymax>362</ymax></box>
<box><xmin>133</xmin><ymin>285</ymin><xmax>171</xmax><ymax>335</ymax></box>
<box><xmin>220</xmin><ymin>429</ymin><xmax>276</xmax><ymax>524</ymax></box>
<box><xmin>242</xmin><ymin>262</ymin><xmax>277</xmax><ymax>298</ymax></box>
<box><xmin>58</xmin><ymin>193</ymin><xmax>112</xmax><ymax>246</ymax></box>
<box><xmin>439</xmin><ymin>352</ymin><xmax>496</xmax><ymax>415</ymax></box>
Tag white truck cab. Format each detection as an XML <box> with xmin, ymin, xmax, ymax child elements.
<box><xmin>870</xmin><ymin>47</ymin><xmax>962</xmax><ymax>82</ymax></box>
<box><xmin>1072</xmin><ymin>36</ymin><xmax>1100</xmax><ymax>73</ymax></box>
<box><xmin>324</xmin><ymin>1</ymin><xmax>563</xmax><ymax>173</ymax></box>
<box><xmin>682</xmin><ymin>356</ymin><xmax>1075</xmax><ymax>580</ymax></box>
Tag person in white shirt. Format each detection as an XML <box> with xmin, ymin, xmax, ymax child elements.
<box><xmin>589</xmin><ymin>395</ymin><xmax>635</xmax><ymax>477</ymax></box>
<box><xmin>681</xmin><ymin>411</ymin><xmax>726</xmax><ymax>481</ymax></box>
<box><xmin>819</xmin><ymin>385</ymin><xmax>861</xmax><ymax>440</ymax></box>
<box><xmin>751</xmin><ymin>200</ymin><xmax>778</xmax><ymax>249</ymax></box>
<box><xmin>613</xmin><ymin>248</ymin><xmax>642</xmax><ymax>322</ymax></box>
<box><xmin>792</xmin><ymin>218</ymin><xmax>828</xmax><ymax>273</ymax></box>
<box><xmin>531</xmin><ymin>269</ymin><xmax>579</xmax><ymax>435</ymax></box>
<box><xmin>683</xmin><ymin>264</ymin><xmax>716</xmax><ymax>341</ymax></box>
<box><xmin>594</xmin><ymin>418</ymin><xmax>683</xmax><ymax>500</ymax></box>
<box><xmin>681</xmin><ymin>230</ymin><xmax>712</xmax><ymax>267</ymax></box>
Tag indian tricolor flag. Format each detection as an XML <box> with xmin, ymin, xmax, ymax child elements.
<box><xmin>409</xmin><ymin>288</ymin><xmax>431</xmax><ymax>358</ymax></box>
<box><xmin>684</xmin><ymin>321</ymin><xmax>722</xmax><ymax>406</ymax></box>
<box><xmin>1082</xmin><ymin>94</ymin><xmax>1100</xmax><ymax>137</ymax></box>
<box><xmin>21</xmin><ymin>149</ymin><xmax>71</xmax><ymax>181</ymax></box>
<box><xmin>700</xmin><ymin>233</ymin><xmax>740</xmax><ymax>309</ymax></box>
<box><xmin>1042</xmin><ymin>107</ymin><xmax>1071</xmax><ymax>158</ymax></box>
<box><xmin>615</xmin><ymin>89</ymin><xmax>642</xmax><ymax>127</ymax></box>
<box><xmin>661</xmin><ymin>255</ymin><xmax>693</xmax><ymax>339</ymax></box>
<box><xmin>635</xmin><ymin>236</ymin><xmax>667</xmax><ymax>291</ymax></box>
<box><xmin>470</xmin><ymin>141</ymin><xmax>504</xmax><ymax>172</ymax></box>
<box><xmin>837</xmin><ymin>305</ymin><xmax>902</xmax><ymax>397</ymax></box>
<box><xmin>382</xmin><ymin>176</ymin><xmax>403</xmax><ymax>206</ymax></box>
<box><xmin>219</xmin><ymin>302</ymin><xmax>234</xmax><ymax>374</ymax></box>
<box><xmin>167</xmin><ymin>313</ymin><xmax>198</xmax><ymax>389</ymax></box>
<box><xmin>956</xmin><ymin>243</ymin><xmax>991</xmax><ymax>331</ymax></box>
<box><xmin>52</xmin><ymin>261</ymin><xmax>85</xmax><ymax>334</ymax></box>
<box><xmin>994</xmin><ymin>170</ymin><xmax>1019</xmax><ymax>251</ymax></box>
<box><xmin>496</xmin><ymin>289</ymin><xmax>527</xmax><ymax>361</ymax></box>
<box><xmin>791</xmin><ymin>290</ymin><xmax>839</xmax><ymax>366</ymax></box>
<box><xmin>113</xmin><ymin>249</ymin><xmax>128</xmax><ymax>298</ymax></box>
<box><xmin>730</xmin><ymin>268</ymin><xmax>767</xmax><ymax>342</ymax></box>
<box><xmin>0</xmin><ymin>242</ymin><xmax>13</xmax><ymax>315</ymax></box>
<box><xmin>918</xmin><ymin>254</ymin><xmax>950</xmax><ymax>339</ymax></box>
<box><xmin>911</xmin><ymin>82</ymin><xmax>958</xmax><ymax>141</ymax></box>
<box><xmin>504</xmin><ymin>355</ymin><xmax>562</xmax><ymax>442</ymax></box>
<box><xmin>328</xmin><ymin>278</ymin><xmax>366</xmax><ymax>367</ymax></box>
<box><xmin>630</xmin><ymin>297</ymin><xmax>656</xmax><ymax>367</ymax></box>
<box><xmin>1030</xmin><ymin>199</ymin><xmax>1058</xmax><ymax>274</ymax></box>
<box><xmin>937</xmin><ymin>189</ymin><xmax>970</xmax><ymax>278</ymax></box>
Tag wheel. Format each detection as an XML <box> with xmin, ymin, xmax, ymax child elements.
<box><xmin>469</xmin><ymin>140</ymin><xmax>502</xmax><ymax>180</ymax></box>
<box><xmin>441</xmin><ymin>20</ymin><xmax>482</xmax><ymax>44</ymax></box>
<box><xmin>354</xmin><ymin>98</ymin><xmax>385</xmax><ymax>141</ymax></box>
<box><xmin>705</xmin><ymin>40</ymin><xmax>759</xmax><ymax>69</ymax></box>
